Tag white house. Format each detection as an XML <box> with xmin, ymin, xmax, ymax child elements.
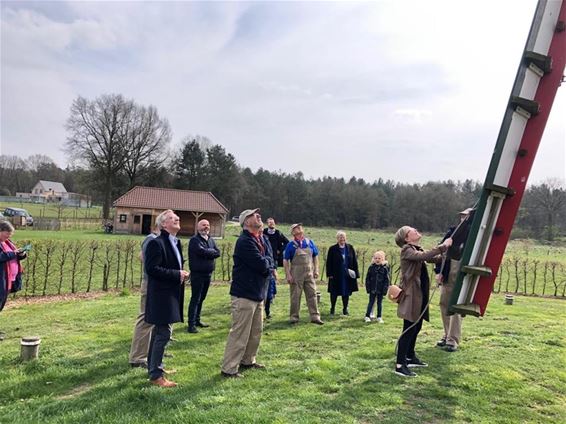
<box><xmin>16</xmin><ymin>180</ymin><xmax>90</xmax><ymax>207</ymax></box>
<box><xmin>31</xmin><ymin>180</ymin><xmax>68</xmax><ymax>200</ymax></box>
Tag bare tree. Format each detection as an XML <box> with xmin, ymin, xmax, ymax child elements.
<box><xmin>26</xmin><ymin>154</ymin><xmax>55</xmax><ymax>172</ymax></box>
<box><xmin>65</xmin><ymin>94</ymin><xmax>134</xmax><ymax>218</ymax></box>
<box><xmin>65</xmin><ymin>94</ymin><xmax>171</xmax><ymax>218</ymax></box>
<box><xmin>0</xmin><ymin>155</ymin><xmax>31</xmax><ymax>194</ymax></box>
<box><xmin>122</xmin><ymin>105</ymin><xmax>171</xmax><ymax>188</ymax></box>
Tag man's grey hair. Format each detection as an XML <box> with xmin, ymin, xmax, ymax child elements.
<box><xmin>155</xmin><ymin>209</ymin><xmax>174</xmax><ymax>229</ymax></box>
<box><xmin>336</xmin><ymin>230</ymin><xmax>346</xmax><ymax>240</ymax></box>
<box><xmin>0</xmin><ymin>220</ymin><xmax>15</xmax><ymax>233</ymax></box>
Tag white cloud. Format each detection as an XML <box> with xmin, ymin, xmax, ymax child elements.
<box><xmin>393</xmin><ymin>109</ymin><xmax>433</xmax><ymax>123</ymax></box>
<box><xmin>0</xmin><ymin>0</ymin><xmax>563</xmax><ymax>184</ymax></box>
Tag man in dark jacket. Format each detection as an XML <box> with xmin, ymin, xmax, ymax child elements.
<box><xmin>187</xmin><ymin>219</ymin><xmax>220</xmax><ymax>333</ymax></box>
<box><xmin>263</xmin><ymin>217</ymin><xmax>288</xmax><ymax>267</ymax></box>
<box><xmin>145</xmin><ymin>210</ymin><xmax>189</xmax><ymax>388</ymax></box>
<box><xmin>435</xmin><ymin>208</ymin><xmax>473</xmax><ymax>352</ymax></box>
<box><xmin>220</xmin><ymin>208</ymin><xmax>275</xmax><ymax>378</ymax></box>
<box><xmin>262</xmin><ymin>217</ymin><xmax>288</xmax><ymax>319</ymax></box>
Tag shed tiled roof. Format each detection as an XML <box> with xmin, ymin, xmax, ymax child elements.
<box><xmin>113</xmin><ymin>186</ymin><xmax>228</xmax><ymax>214</ymax></box>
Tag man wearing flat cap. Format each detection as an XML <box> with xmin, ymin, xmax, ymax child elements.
<box><xmin>283</xmin><ymin>223</ymin><xmax>324</xmax><ymax>325</ymax></box>
<box><xmin>221</xmin><ymin>208</ymin><xmax>275</xmax><ymax>378</ymax></box>
<box><xmin>435</xmin><ymin>207</ymin><xmax>474</xmax><ymax>352</ymax></box>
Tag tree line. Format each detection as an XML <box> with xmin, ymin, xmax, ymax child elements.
<box><xmin>1</xmin><ymin>93</ymin><xmax>565</xmax><ymax>240</ymax></box>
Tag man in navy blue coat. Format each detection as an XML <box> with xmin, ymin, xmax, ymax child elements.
<box><xmin>145</xmin><ymin>209</ymin><xmax>189</xmax><ymax>388</ymax></box>
<box><xmin>220</xmin><ymin>208</ymin><xmax>275</xmax><ymax>378</ymax></box>
<box><xmin>187</xmin><ymin>219</ymin><xmax>220</xmax><ymax>333</ymax></box>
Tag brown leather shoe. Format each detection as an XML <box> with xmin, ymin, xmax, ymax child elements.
<box><xmin>311</xmin><ymin>318</ymin><xmax>324</xmax><ymax>325</ymax></box>
<box><xmin>150</xmin><ymin>377</ymin><xmax>178</xmax><ymax>388</ymax></box>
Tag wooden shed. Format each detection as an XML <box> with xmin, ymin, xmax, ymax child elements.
<box><xmin>112</xmin><ymin>186</ymin><xmax>228</xmax><ymax>237</ymax></box>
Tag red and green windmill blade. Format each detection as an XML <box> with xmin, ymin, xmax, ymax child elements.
<box><xmin>449</xmin><ymin>0</ymin><xmax>566</xmax><ymax>317</ymax></box>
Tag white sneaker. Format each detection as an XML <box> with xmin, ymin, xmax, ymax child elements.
<box><xmin>369</xmin><ymin>313</ymin><xmax>375</xmax><ymax>319</ymax></box>
<box><xmin>364</xmin><ymin>317</ymin><xmax>371</xmax><ymax>323</ymax></box>
<box><xmin>377</xmin><ymin>317</ymin><xmax>384</xmax><ymax>323</ymax></box>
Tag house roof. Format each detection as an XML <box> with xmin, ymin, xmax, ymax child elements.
<box><xmin>37</xmin><ymin>180</ymin><xmax>67</xmax><ymax>193</ymax></box>
<box><xmin>113</xmin><ymin>186</ymin><xmax>229</xmax><ymax>214</ymax></box>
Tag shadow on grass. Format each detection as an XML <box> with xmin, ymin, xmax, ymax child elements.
<box><xmin>0</xmin><ymin>333</ymin><xmax>232</xmax><ymax>422</ymax></box>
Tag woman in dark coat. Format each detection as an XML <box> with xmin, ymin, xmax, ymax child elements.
<box><xmin>325</xmin><ymin>231</ymin><xmax>359</xmax><ymax>315</ymax></box>
<box><xmin>0</xmin><ymin>220</ymin><xmax>27</xmax><ymax>313</ymax></box>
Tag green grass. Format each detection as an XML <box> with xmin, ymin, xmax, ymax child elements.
<box><xmin>0</xmin><ymin>201</ymin><xmax>103</xmax><ymax>219</ymax></box>
<box><xmin>0</xmin><ymin>286</ymin><xmax>564</xmax><ymax>423</ymax></box>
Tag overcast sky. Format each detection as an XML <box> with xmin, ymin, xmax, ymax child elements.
<box><xmin>1</xmin><ymin>0</ymin><xmax>564</xmax><ymax>184</ymax></box>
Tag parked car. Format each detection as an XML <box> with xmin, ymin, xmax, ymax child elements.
<box><xmin>3</xmin><ymin>207</ymin><xmax>33</xmax><ymax>226</ymax></box>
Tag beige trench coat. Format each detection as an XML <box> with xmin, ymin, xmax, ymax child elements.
<box><xmin>397</xmin><ymin>243</ymin><xmax>447</xmax><ymax>323</ymax></box>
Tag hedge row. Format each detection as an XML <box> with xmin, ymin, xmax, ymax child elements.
<box><xmin>10</xmin><ymin>240</ymin><xmax>566</xmax><ymax>299</ymax></box>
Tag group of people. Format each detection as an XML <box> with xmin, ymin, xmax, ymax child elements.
<box><xmin>130</xmin><ymin>206</ymin><xmax>470</xmax><ymax>386</ymax></box>
<box><xmin>0</xmin><ymin>206</ymin><xmax>467</xmax><ymax>385</ymax></box>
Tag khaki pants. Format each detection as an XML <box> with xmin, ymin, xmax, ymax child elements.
<box><xmin>289</xmin><ymin>276</ymin><xmax>320</xmax><ymax>323</ymax></box>
<box><xmin>439</xmin><ymin>259</ymin><xmax>463</xmax><ymax>348</ymax></box>
<box><xmin>221</xmin><ymin>296</ymin><xmax>264</xmax><ymax>375</ymax></box>
<box><xmin>128</xmin><ymin>279</ymin><xmax>154</xmax><ymax>364</ymax></box>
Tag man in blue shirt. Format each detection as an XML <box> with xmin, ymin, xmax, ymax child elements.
<box><xmin>283</xmin><ymin>223</ymin><xmax>323</xmax><ymax>325</ymax></box>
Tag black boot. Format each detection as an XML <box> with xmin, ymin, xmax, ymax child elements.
<box><xmin>330</xmin><ymin>294</ymin><xmax>337</xmax><ymax>315</ymax></box>
<box><xmin>342</xmin><ymin>296</ymin><xmax>350</xmax><ymax>315</ymax></box>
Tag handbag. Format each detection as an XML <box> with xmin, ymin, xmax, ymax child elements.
<box><xmin>387</xmin><ymin>284</ymin><xmax>403</xmax><ymax>302</ymax></box>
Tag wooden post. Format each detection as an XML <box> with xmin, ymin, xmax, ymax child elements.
<box><xmin>192</xmin><ymin>212</ymin><xmax>203</xmax><ymax>235</ymax></box>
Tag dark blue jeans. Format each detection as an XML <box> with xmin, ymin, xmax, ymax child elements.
<box><xmin>148</xmin><ymin>324</ymin><xmax>172</xmax><ymax>380</ymax></box>
<box><xmin>188</xmin><ymin>273</ymin><xmax>211</xmax><ymax>327</ymax></box>
<box><xmin>365</xmin><ymin>293</ymin><xmax>384</xmax><ymax>318</ymax></box>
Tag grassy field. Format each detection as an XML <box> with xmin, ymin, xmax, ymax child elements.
<box><xmin>0</xmin><ymin>286</ymin><xmax>564</xmax><ymax>423</ymax></box>
<box><xmin>0</xmin><ymin>201</ymin><xmax>103</xmax><ymax>219</ymax></box>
